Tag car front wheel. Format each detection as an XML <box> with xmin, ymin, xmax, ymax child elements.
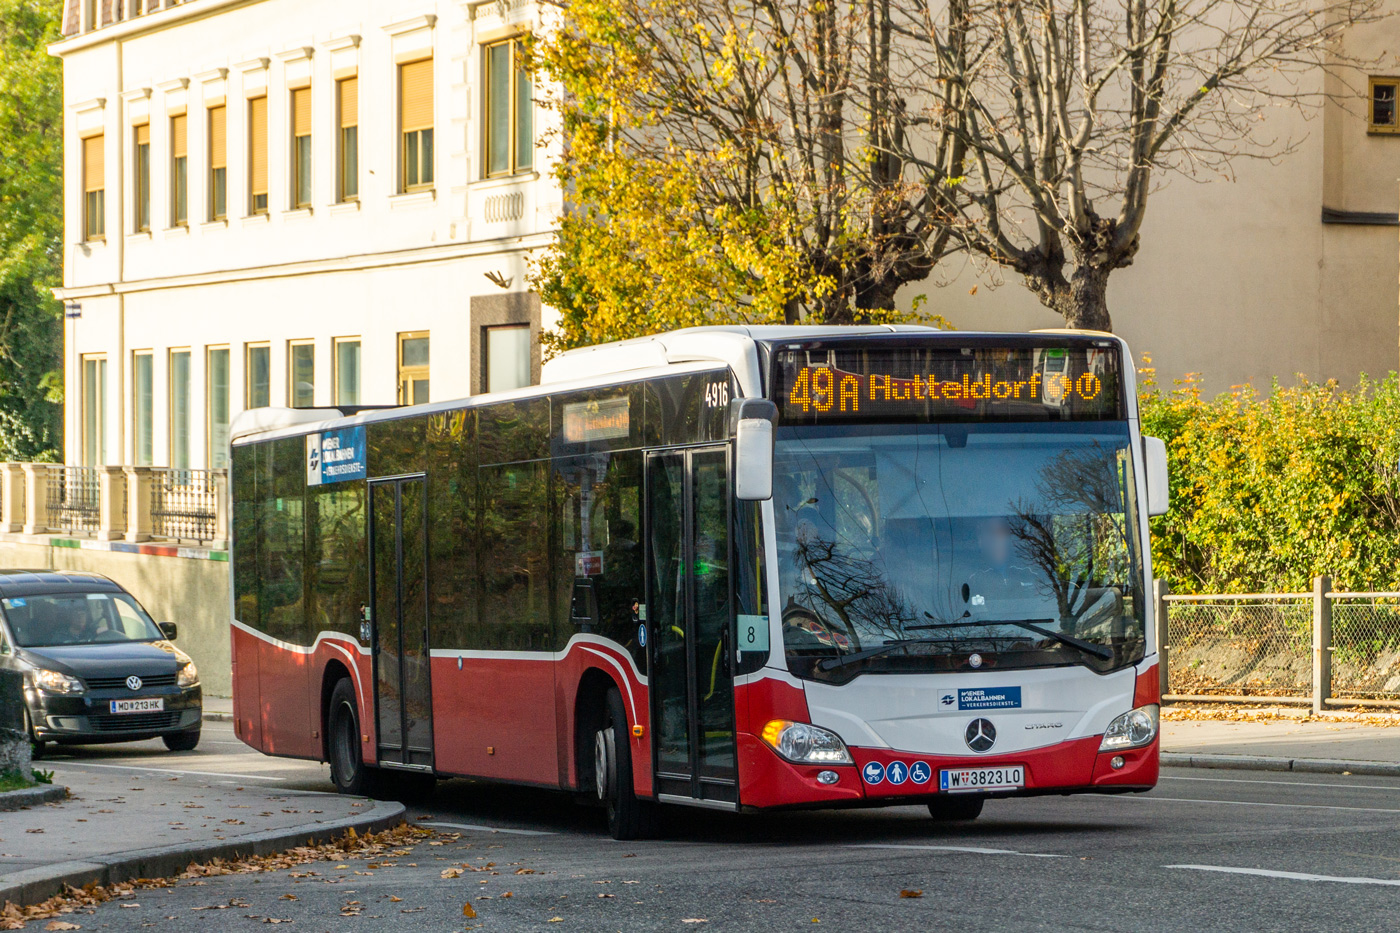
<box><xmin>24</xmin><ymin>707</ymin><xmax>45</xmax><ymax>760</ymax></box>
<box><xmin>163</xmin><ymin>728</ymin><xmax>200</xmax><ymax>752</ymax></box>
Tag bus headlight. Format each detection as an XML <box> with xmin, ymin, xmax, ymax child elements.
<box><xmin>177</xmin><ymin>661</ymin><xmax>200</xmax><ymax>688</ymax></box>
<box><xmin>33</xmin><ymin>668</ymin><xmax>84</xmax><ymax>695</ymax></box>
<box><xmin>1099</xmin><ymin>704</ymin><xmax>1159</xmax><ymax>751</ymax></box>
<box><xmin>760</xmin><ymin>720</ymin><xmax>854</xmax><ymax>765</ymax></box>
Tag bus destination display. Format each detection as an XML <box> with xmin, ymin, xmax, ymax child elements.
<box><xmin>774</xmin><ymin>345</ymin><xmax>1121</xmax><ymax>423</ymax></box>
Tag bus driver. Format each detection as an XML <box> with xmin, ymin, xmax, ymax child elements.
<box><xmin>965</xmin><ymin>516</ymin><xmax>1039</xmax><ymax>608</ymax></box>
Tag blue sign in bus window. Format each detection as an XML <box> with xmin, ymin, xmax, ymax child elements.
<box><xmin>307</xmin><ymin>426</ymin><xmax>367</xmax><ymax>486</ymax></box>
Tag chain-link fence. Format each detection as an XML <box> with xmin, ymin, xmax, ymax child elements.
<box><xmin>1164</xmin><ymin>594</ymin><xmax>1312</xmax><ymax>697</ymax></box>
<box><xmin>1330</xmin><ymin>594</ymin><xmax>1400</xmax><ymax>699</ymax></box>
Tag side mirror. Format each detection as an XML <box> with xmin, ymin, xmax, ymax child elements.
<box><xmin>158</xmin><ymin>622</ymin><xmax>178</xmax><ymax>640</ymax></box>
<box><xmin>730</xmin><ymin>398</ymin><xmax>777</xmax><ymax>501</ymax></box>
<box><xmin>1142</xmin><ymin>435</ymin><xmax>1170</xmax><ymax>517</ymax></box>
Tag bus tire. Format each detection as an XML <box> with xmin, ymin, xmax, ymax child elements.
<box><xmin>595</xmin><ymin>687</ymin><xmax>652</xmax><ymax>840</ymax></box>
<box><xmin>328</xmin><ymin>678</ymin><xmax>378</xmax><ymax>797</ymax></box>
<box><xmin>928</xmin><ymin>796</ymin><xmax>985</xmax><ymax>822</ymax></box>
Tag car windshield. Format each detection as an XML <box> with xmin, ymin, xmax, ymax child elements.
<box><xmin>774</xmin><ymin>421</ymin><xmax>1146</xmax><ymax>681</ymax></box>
<box><xmin>2</xmin><ymin>593</ymin><xmax>164</xmax><ymax>648</ymax></box>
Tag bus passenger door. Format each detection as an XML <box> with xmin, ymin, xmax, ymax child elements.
<box><xmin>646</xmin><ymin>446</ymin><xmax>738</xmax><ymax>807</ymax></box>
<box><xmin>368</xmin><ymin>476</ymin><xmax>434</xmax><ymax>771</ymax></box>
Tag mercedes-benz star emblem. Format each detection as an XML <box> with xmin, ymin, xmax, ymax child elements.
<box><xmin>968</xmin><ymin>652</ymin><xmax>984</xmax><ymax>669</ymax></box>
<box><xmin>965</xmin><ymin>718</ymin><xmax>996</xmax><ymax>752</ymax></box>
<box><xmin>126</xmin><ymin>675</ymin><xmax>143</xmax><ymax>691</ymax></box>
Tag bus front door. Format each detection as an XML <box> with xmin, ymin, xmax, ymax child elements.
<box><xmin>646</xmin><ymin>447</ymin><xmax>738</xmax><ymax>808</ymax></box>
<box><xmin>368</xmin><ymin>476</ymin><xmax>435</xmax><ymax>771</ymax></box>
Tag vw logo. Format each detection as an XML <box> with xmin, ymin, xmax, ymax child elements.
<box><xmin>965</xmin><ymin>718</ymin><xmax>996</xmax><ymax>753</ymax></box>
<box><xmin>125</xmin><ymin>675</ymin><xmax>143</xmax><ymax>691</ymax></box>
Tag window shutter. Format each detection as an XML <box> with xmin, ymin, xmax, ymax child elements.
<box><xmin>339</xmin><ymin>77</ymin><xmax>358</xmax><ymax>128</ymax></box>
<box><xmin>292</xmin><ymin>87</ymin><xmax>311</xmax><ymax>138</ymax></box>
<box><xmin>209</xmin><ymin>106</ymin><xmax>226</xmax><ymax>170</ymax></box>
<box><xmin>135</xmin><ymin>123</ymin><xmax>150</xmax><ymax>147</ymax></box>
<box><xmin>249</xmin><ymin>96</ymin><xmax>268</xmax><ymax>196</ymax></box>
<box><xmin>83</xmin><ymin>134</ymin><xmax>104</xmax><ymax>192</ymax></box>
<box><xmin>171</xmin><ymin>114</ymin><xmax>187</xmax><ymax>160</ymax></box>
<box><xmin>399</xmin><ymin>59</ymin><xmax>433</xmax><ymax>133</ymax></box>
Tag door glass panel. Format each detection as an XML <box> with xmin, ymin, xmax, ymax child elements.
<box><xmin>372</xmin><ymin>483</ymin><xmax>403</xmax><ymax>762</ymax></box>
<box><xmin>399</xmin><ymin>479</ymin><xmax>433</xmax><ymax>762</ymax></box>
<box><xmin>691</xmin><ymin>450</ymin><xmax>734</xmax><ymax>781</ymax></box>
<box><xmin>647</xmin><ymin>452</ymin><xmax>689</xmax><ymax>778</ymax></box>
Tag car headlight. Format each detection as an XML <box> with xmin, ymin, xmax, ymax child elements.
<box><xmin>177</xmin><ymin>660</ymin><xmax>199</xmax><ymax>687</ymax></box>
<box><xmin>1100</xmin><ymin>704</ymin><xmax>1159</xmax><ymax>751</ymax></box>
<box><xmin>33</xmin><ymin>668</ymin><xmax>84</xmax><ymax>695</ymax></box>
<box><xmin>760</xmin><ymin>720</ymin><xmax>854</xmax><ymax>765</ymax></box>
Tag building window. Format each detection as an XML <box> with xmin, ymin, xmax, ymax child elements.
<box><xmin>397</xmin><ymin>331</ymin><xmax>429</xmax><ymax>405</ymax></box>
<box><xmin>289</xmin><ymin>340</ymin><xmax>315</xmax><ymax>408</ymax></box>
<box><xmin>170</xmin><ymin>113</ymin><xmax>188</xmax><ymax>226</ymax></box>
<box><xmin>81</xmin><ymin>355</ymin><xmax>107</xmax><ymax>466</ymax></box>
<box><xmin>334</xmin><ymin>338</ymin><xmax>361</xmax><ymax>405</ymax></box>
<box><xmin>82</xmin><ymin>133</ymin><xmax>105</xmax><ymax>241</ymax></box>
<box><xmin>1370</xmin><ymin>77</ymin><xmax>1400</xmax><ymax>134</ymax></box>
<box><xmin>133</xmin><ymin>123</ymin><xmax>150</xmax><ymax>232</ymax></box>
<box><xmin>133</xmin><ymin>351</ymin><xmax>153</xmax><ymax>466</ymax></box>
<box><xmin>338</xmin><ymin>76</ymin><xmax>358</xmax><ymax>201</ymax></box>
<box><xmin>208</xmin><ymin>105</ymin><xmax>227</xmax><ymax>220</ymax></box>
<box><xmin>207</xmin><ymin>346</ymin><xmax>230</xmax><ymax>469</ymax></box>
<box><xmin>399</xmin><ymin>58</ymin><xmax>434</xmax><ymax>191</ymax></box>
<box><xmin>485</xmin><ymin>38</ymin><xmax>533</xmax><ymax>176</ymax></box>
<box><xmin>248</xmin><ymin>95</ymin><xmax>268</xmax><ymax>214</ymax></box>
<box><xmin>484</xmin><ymin>323</ymin><xmax>531</xmax><ymax>393</ymax></box>
<box><xmin>246</xmin><ymin>342</ymin><xmax>270</xmax><ymax>408</ymax></box>
<box><xmin>169</xmin><ymin>349</ymin><xmax>191</xmax><ymax>469</ymax></box>
<box><xmin>291</xmin><ymin>86</ymin><xmax>312</xmax><ymax>209</ymax></box>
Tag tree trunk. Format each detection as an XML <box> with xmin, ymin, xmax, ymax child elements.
<box><xmin>1029</xmin><ymin>263</ymin><xmax>1114</xmax><ymax>332</ymax></box>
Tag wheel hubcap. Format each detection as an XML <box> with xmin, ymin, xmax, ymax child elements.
<box><xmin>594</xmin><ymin>728</ymin><xmax>614</xmax><ymax>801</ymax></box>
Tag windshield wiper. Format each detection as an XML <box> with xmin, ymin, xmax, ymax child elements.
<box><xmin>909</xmin><ymin>614</ymin><xmax>1114</xmax><ymax>661</ymax></box>
<box><xmin>815</xmin><ymin>638</ymin><xmax>956</xmax><ymax>672</ymax></box>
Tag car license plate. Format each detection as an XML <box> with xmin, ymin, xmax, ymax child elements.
<box><xmin>939</xmin><ymin>765</ymin><xmax>1025</xmax><ymax>793</ymax></box>
<box><xmin>110</xmin><ymin>698</ymin><xmax>164</xmax><ymax>714</ymax></box>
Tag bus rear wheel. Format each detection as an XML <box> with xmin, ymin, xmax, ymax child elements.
<box><xmin>595</xmin><ymin>687</ymin><xmax>652</xmax><ymax>840</ymax></box>
<box><xmin>928</xmin><ymin>796</ymin><xmax>985</xmax><ymax>822</ymax></box>
<box><xmin>328</xmin><ymin>678</ymin><xmax>378</xmax><ymax>797</ymax></box>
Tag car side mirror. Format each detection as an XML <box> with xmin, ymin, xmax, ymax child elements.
<box><xmin>158</xmin><ymin>622</ymin><xmax>178</xmax><ymax>640</ymax></box>
<box><xmin>731</xmin><ymin>398</ymin><xmax>778</xmax><ymax>502</ymax></box>
<box><xmin>1142</xmin><ymin>435</ymin><xmax>1169</xmax><ymax>517</ymax></box>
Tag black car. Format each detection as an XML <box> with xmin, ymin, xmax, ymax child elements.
<box><xmin>0</xmin><ymin>570</ymin><xmax>202</xmax><ymax>756</ymax></box>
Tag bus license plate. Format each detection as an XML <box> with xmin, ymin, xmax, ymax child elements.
<box><xmin>939</xmin><ymin>765</ymin><xmax>1025</xmax><ymax>793</ymax></box>
<box><xmin>110</xmin><ymin>698</ymin><xmax>164</xmax><ymax>714</ymax></box>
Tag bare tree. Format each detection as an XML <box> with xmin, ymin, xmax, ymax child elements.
<box><xmin>893</xmin><ymin>0</ymin><xmax>1384</xmax><ymax>329</ymax></box>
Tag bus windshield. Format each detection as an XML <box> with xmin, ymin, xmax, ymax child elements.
<box><xmin>773</xmin><ymin>421</ymin><xmax>1145</xmax><ymax>681</ymax></box>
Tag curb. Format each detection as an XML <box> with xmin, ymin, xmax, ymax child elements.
<box><xmin>0</xmin><ymin>784</ymin><xmax>67</xmax><ymax>812</ymax></box>
<box><xmin>1162</xmin><ymin>751</ymin><xmax>1400</xmax><ymax>777</ymax></box>
<box><xmin>202</xmin><ymin>710</ymin><xmax>233</xmax><ymax>723</ymax></box>
<box><xmin>0</xmin><ymin>797</ymin><xmax>405</xmax><ymax>908</ymax></box>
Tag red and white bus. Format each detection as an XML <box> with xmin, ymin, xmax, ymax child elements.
<box><xmin>229</xmin><ymin>326</ymin><xmax>1167</xmax><ymax>838</ymax></box>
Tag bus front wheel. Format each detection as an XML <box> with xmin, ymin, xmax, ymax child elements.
<box><xmin>928</xmin><ymin>796</ymin><xmax>985</xmax><ymax>822</ymax></box>
<box><xmin>595</xmin><ymin>687</ymin><xmax>652</xmax><ymax>840</ymax></box>
<box><xmin>328</xmin><ymin>678</ymin><xmax>378</xmax><ymax>797</ymax></box>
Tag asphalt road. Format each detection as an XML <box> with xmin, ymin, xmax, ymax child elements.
<box><xmin>30</xmin><ymin>724</ymin><xmax>1400</xmax><ymax>932</ymax></box>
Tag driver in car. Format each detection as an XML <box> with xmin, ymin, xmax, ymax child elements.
<box><xmin>55</xmin><ymin>602</ymin><xmax>95</xmax><ymax>644</ymax></box>
<box><xmin>966</xmin><ymin>516</ymin><xmax>1039</xmax><ymax>607</ymax></box>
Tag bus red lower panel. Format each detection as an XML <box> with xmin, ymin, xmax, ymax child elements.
<box><xmin>429</xmin><ymin>656</ymin><xmax>557</xmax><ymax>784</ymax></box>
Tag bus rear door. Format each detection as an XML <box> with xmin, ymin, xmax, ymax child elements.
<box><xmin>645</xmin><ymin>446</ymin><xmax>738</xmax><ymax>808</ymax></box>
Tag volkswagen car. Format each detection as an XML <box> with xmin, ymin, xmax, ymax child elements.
<box><xmin>0</xmin><ymin>570</ymin><xmax>202</xmax><ymax>756</ymax></box>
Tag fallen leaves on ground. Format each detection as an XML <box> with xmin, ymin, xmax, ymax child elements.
<box><xmin>0</xmin><ymin>823</ymin><xmax>432</xmax><ymax>930</ymax></box>
<box><xmin>1162</xmin><ymin>705</ymin><xmax>1400</xmax><ymax>727</ymax></box>
<box><xmin>899</xmin><ymin>889</ymin><xmax>923</xmax><ymax>898</ymax></box>
<box><xmin>462</xmin><ymin>903</ymin><xmax>477</xmax><ymax>918</ymax></box>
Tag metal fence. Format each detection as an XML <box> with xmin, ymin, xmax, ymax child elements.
<box><xmin>151</xmin><ymin>469</ymin><xmax>218</xmax><ymax>543</ymax></box>
<box><xmin>47</xmin><ymin>466</ymin><xmax>100</xmax><ymax>536</ymax></box>
<box><xmin>1161</xmin><ymin>579</ymin><xmax>1400</xmax><ymax>708</ymax></box>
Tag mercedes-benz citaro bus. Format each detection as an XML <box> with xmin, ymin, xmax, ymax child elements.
<box><xmin>228</xmin><ymin>326</ymin><xmax>1169</xmax><ymax>839</ymax></box>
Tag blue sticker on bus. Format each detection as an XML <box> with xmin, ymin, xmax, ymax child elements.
<box><xmin>957</xmin><ymin>687</ymin><xmax>1022</xmax><ymax>710</ymax></box>
<box><xmin>637</xmin><ymin>624</ymin><xmax>647</xmax><ymax>647</ymax></box>
<box><xmin>861</xmin><ymin>761</ymin><xmax>885</xmax><ymax>785</ymax></box>
<box><xmin>307</xmin><ymin>426</ymin><xmax>367</xmax><ymax>486</ymax></box>
<box><xmin>886</xmin><ymin>761</ymin><xmax>909</xmax><ymax>785</ymax></box>
<box><xmin>909</xmin><ymin>761</ymin><xmax>932</xmax><ymax>785</ymax></box>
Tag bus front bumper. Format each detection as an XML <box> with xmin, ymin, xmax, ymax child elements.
<box><xmin>736</xmin><ymin>732</ymin><xmax>1159</xmax><ymax>810</ymax></box>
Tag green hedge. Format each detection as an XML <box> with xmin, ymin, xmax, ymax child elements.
<box><xmin>1139</xmin><ymin>364</ymin><xmax>1400</xmax><ymax>594</ymax></box>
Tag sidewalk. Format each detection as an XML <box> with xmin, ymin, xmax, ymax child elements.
<box><xmin>1162</xmin><ymin>717</ymin><xmax>1400</xmax><ymax>776</ymax></box>
<box><xmin>0</xmin><ymin>761</ymin><xmax>403</xmax><ymax>907</ymax></box>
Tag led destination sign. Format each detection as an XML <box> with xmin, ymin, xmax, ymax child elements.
<box><xmin>775</xmin><ymin>345</ymin><xmax>1121</xmax><ymax>423</ymax></box>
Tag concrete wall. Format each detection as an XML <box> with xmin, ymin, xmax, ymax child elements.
<box><xmin>0</xmin><ymin>541</ymin><xmax>231</xmax><ymax>697</ymax></box>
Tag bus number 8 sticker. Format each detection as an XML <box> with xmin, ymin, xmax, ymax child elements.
<box><xmin>737</xmin><ymin>614</ymin><xmax>770</xmax><ymax>652</ymax></box>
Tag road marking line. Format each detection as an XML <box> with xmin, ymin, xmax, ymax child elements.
<box><xmin>50</xmin><ymin>761</ymin><xmax>287</xmax><ymax>782</ymax></box>
<box><xmin>420</xmin><ymin>821</ymin><xmax>556</xmax><ymax>837</ymax></box>
<box><xmin>1162</xmin><ymin>775</ymin><xmax>1400</xmax><ymax>792</ymax></box>
<box><xmin>848</xmin><ymin>844</ymin><xmax>1066</xmax><ymax>859</ymax></box>
<box><xmin>1110</xmin><ymin>795</ymin><xmax>1400</xmax><ymax>815</ymax></box>
<box><xmin>1167</xmin><ymin>864</ymin><xmax>1400</xmax><ymax>886</ymax></box>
